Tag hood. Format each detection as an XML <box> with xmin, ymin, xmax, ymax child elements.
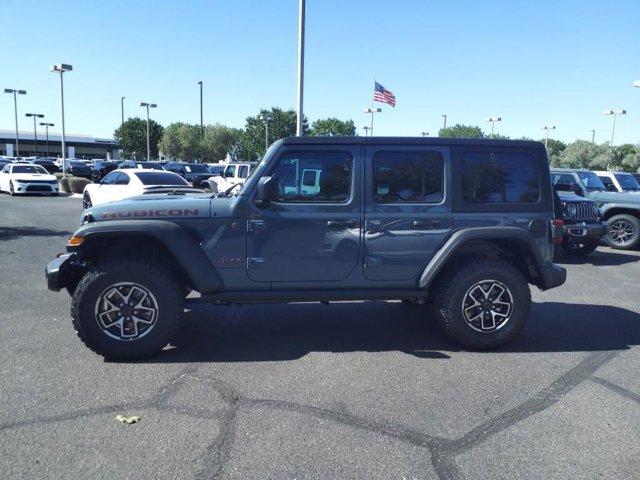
<box><xmin>82</xmin><ymin>192</ymin><xmax>213</xmax><ymax>224</ymax></box>
<box><xmin>589</xmin><ymin>190</ymin><xmax>640</xmax><ymax>204</ymax></box>
<box><xmin>14</xmin><ymin>173</ymin><xmax>57</xmax><ymax>181</ymax></box>
<box><xmin>556</xmin><ymin>191</ymin><xmax>594</xmax><ymax>203</ymax></box>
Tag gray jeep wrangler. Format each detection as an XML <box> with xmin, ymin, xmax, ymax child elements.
<box><xmin>46</xmin><ymin>137</ymin><xmax>566</xmax><ymax>359</ymax></box>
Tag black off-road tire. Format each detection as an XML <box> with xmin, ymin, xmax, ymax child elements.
<box><xmin>560</xmin><ymin>239</ymin><xmax>599</xmax><ymax>256</ymax></box>
<box><xmin>604</xmin><ymin>214</ymin><xmax>640</xmax><ymax>250</ymax></box>
<box><xmin>71</xmin><ymin>257</ymin><xmax>183</xmax><ymax>360</ymax></box>
<box><xmin>432</xmin><ymin>259</ymin><xmax>531</xmax><ymax>350</ymax></box>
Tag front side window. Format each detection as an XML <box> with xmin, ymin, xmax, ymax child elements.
<box><xmin>271</xmin><ymin>151</ymin><xmax>352</xmax><ymax>202</ymax></box>
<box><xmin>101</xmin><ymin>172</ymin><xmax>119</xmax><ymax>184</ymax></box>
<box><xmin>373</xmin><ymin>151</ymin><xmax>444</xmax><ymax>203</ymax></box>
<box><xmin>238</xmin><ymin>165</ymin><xmax>249</xmax><ymax>178</ymax></box>
<box><xmin>115</xmin><ymin>173</ymin><xmax>130</xmax><ymax>185</ymax></box>
<box><xmin>225</xmin><ymin>165</ymin><xmax>237</xmax><ymax>178</ymax></box>
<box><xmin>462</xmin><ymin>152</ymin><xmax>540</xmax><ymax>203</ymax></box>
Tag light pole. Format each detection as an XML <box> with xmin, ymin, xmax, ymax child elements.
<box><xmin>421</xmin><ymin>131</ymin><xmax>429</xmax><ymax>137</ymax></box>
<box><xmin>362</xmin><ymin>126</ymin><xmax>371</xmax><ymax>137</ymax></box>
<box><xmin>139</xmin><ymin>102</ymin><xmax>157</xmax><ymax>160</ymax></box>
<box><xmin>541</xmin><ymin>125</ymin><xmax>556</xmax><ymax>148</ymax></box>
<box><xmin>51</xmin><ymin>63</ymin><xmax>72</xmax><ymax>177</ymax></box>
<box><xmin>25</xmin><ymin>113</ymin><xmax>45</xmax><ymax>155</ymax></box>
<box><xmin>591</xmin><ymin>129</ymin><xmax>596</xmax><ymax>144</ymax></box>
<box><xmin>197</xmin><ymin>81</ymin><xmax>203</xmax><ymax>135</ymax></box>
<box><xmin>40</xmin><ymin>122</ymin><xmax>54</xmax><ymax>157</ymax></box>
<box><xmin>364</xmin><ymin>107</ymin><xmax>382</xmax><ymax>135</ymax></box>
<box><xmin>485</xmin><ymin>116</ymin><xmax>502</xmax><ymax>138</ymax></box>
<box><xmin>120</xmin><ymin>96</ymin><xmax>125</xmax><ymax>155</ymax></box>
<box><xmin>3</xmin><ymin>88</ymin><xmax>27</xmax><ymax>157</ymax></box>
<box><xmin>604</xmin><ymin>109</ymin><xmax>626</xmax><ymax>147</ymax></box>
<box><xmin>296</xmin><ymin>0</ymin><xmax>305</xmax><ymax>136</ymax></box>
<box><xmin>441</xmin><ymin>114</ymin><xmax>447</xmax><ymax>129</ymax></box>
<box><xmin>259</xmin><ymin>113</ymin><xmax>272</xmax><ymax>151</ymax></box>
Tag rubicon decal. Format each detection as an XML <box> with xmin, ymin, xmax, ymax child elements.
<box><xmin>100</xmin><ymin>209</ymin><xmax>199</xmax><ymax>219</ymax></box>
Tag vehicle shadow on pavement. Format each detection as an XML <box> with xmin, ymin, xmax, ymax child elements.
<box><xmin>0</xmin><ymin>226</ymin><xmax>73</xmax><ymax>241</ymax></box>
<box><xmin>145</xmin><ymin>301</ymin><xmax>640</xmax><ymax>363</ymax></box>
<box><xmin>554</xmin><ymin>248</ymin><xmax>639</xmax><ymax>266</ymax></box>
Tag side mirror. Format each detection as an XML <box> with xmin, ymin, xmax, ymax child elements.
<box><xmin>255</xmin><ymin>176</ymin><xmax>279</xmax><ymax>207</ymax></box>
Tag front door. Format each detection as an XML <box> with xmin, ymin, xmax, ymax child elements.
<box><xmin>363</xmin><ymin>146</ymin><xmax>452</xmax><ymax>281</ymax></box>
<box><xmin>246</xmin><ymin>146</ymin><xmax>361</xmax><ymax>283</ymax></box>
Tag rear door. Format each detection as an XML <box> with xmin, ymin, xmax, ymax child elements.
<box><xmin>363</xmin><ymin>145</ymin><xmax>452</xmax><ymax>281</ymax></box>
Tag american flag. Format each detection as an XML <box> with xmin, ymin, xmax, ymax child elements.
<box><xmin>373</xmin><ymin>81</ymin><xmax>396</xmax><ymax>107</ymax></box>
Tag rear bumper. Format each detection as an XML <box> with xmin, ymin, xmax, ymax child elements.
<box><xmin>45</xmin><ymin>253</ymin><xmax>74</xmax><ymax>291</ymax></box>
<box><xmin>563</xmin><ymin>221</ymin><xmax>607</xmax><ymax>241</ymax></box>
<box><xmin>539</xmin><ymin>262</ymin><xmax>567</xmax><ymax>290</ymax></box>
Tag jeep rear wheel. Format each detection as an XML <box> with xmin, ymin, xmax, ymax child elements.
<box><xmin>604</xmin><ymin>214</ymin><xmax>640</xmax><ymax>250</ymax></box>
<box><xmin>433</xmin><ymin>259</ymin><xmax>531</xmax><ymax>350</ymax></box>
<box><xmin>71</xmin><ymin>257</ymin><xmax>183</xmax><ymax>360</ymax></box>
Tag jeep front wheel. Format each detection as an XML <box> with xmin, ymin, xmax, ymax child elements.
<box><xmin>433</xmin><ymin>259</ymin><xmax>531</xmax><ymax>350</ymax></box>
<box><xmin>71</xmin><ymin>257</ymin><xmax>183</xmax><ymax>360</ymax></box>
<box><xmin>604</xmin><ymin>214</ymin><xmax>640</xmax><ymax>250</ymax></box>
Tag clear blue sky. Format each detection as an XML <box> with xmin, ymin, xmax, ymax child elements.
<box><xmin>2</xmin><ymin>0</ymin><xmax>638</xmax><ymax>144</ymax></box>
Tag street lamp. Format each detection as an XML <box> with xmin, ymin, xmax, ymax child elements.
<box><xmin>39</xmin><ymin>122</ymin><xmax>54</xmax><ymax>156</ymax></box>
<box><xmin>51</xmin><ymin>63</ymin><xmax>72</xmax><ymax>176</ymax></box>
<box><xmin>364</xmin><ymin>107</ymin><xmax>382</xmax><ymax>135</ymax></box>
<box><xmin>3</xmin><ymin>88</ymin><xmax>27</xmax><ymax>157</ymax></box>
<box><xmin>120</xmin><ymin>96</ymin><xmax>125</xmax><ymax>155</ymax></box>
<box><xmin>362</xmin><ymin>126</ymin><xmax>371</xmax><ymax>137</ymax></box>
<box><xmin>441</xmin><ymin>114</ymin><xmax>447</xmax><ymax>129</ymax></box>
<box><xmin>296</xmin><ymin>0</ymin><xmax>305</xmax><ymax>136</ymax></box>
<box><xmin>591</xmin><ymin>129</ymin><xmax>596</xmax><ymax>144</ymax></box>
<box><xmin>139</xmin><ymin>102</ymin><xmax>157</xmax><ymax>160</ymax></box>
<box><xmin>604</xmin><ymin>109</ymin><xmax>626</xmax><ymax>147</ymax></box>
<box><xmin>25</xmin><ymin>113</ymin><xmax>45</xmax><ymax>155</ymax></box>
<box><xmin>541</xmin><ymin>125</ymin><xmax>556</xmax><ymax>148</ymax></box>
<box><xmin>421</xmin><ymin>131</ymin><xmax>429</xmax><ymax>137</ymax></box>
<box><xmin>197</xmin><ymin>81</ymin><xmax>203</xmax><ymax>135</ymax></box>
<box><xmin>259</xmin><ymin>113</ymin><xmax>273</xmax><ymax>151</ymax></box>
<box><xmin>485</xmin><ymin>117</ymin><xmax>502</xmax><ymax>138</ymax></box>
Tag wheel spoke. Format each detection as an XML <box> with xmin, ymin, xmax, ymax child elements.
<box><xmin>462</xmin><ymin>279</ymin><xmax>514</xmax><ymax>333</ymax></box>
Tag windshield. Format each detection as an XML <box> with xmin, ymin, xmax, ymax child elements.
<box><xmin>577</xmin><ymin>171</ymin><xmax>605</xmax><ymax>191</ymax></box>
<box><xmin>184</xmin><ymin>164</ymin><xmax>209</xmax><ymax>173</ymax></box>
<box><xmin>135</xmin><ymin>172</ymin><xmax>190</xmax><ymax>186</ymax></box>
<box><xmin>137</xmin><ymin>162</ymin><xmax>164</xmax><ymax>170</ymax></box>
<box><xmin>68</xmin><ymin>161</ymin><xmax>87</xmax><ymax>167</ymax></box>
<box><xmin>13</xmin><ymin>165</ymin><xmax>48</xmax><ymax>174</ymax></box>
<box><xmin>614</xmin><ymin>173</ymin><xmax>640</xmax><ymax>191</ymax></box>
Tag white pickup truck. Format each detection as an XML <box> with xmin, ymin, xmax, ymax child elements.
<box><xmin>205</xmin><ymin>162</ymin><xmax>256</xmax><ymax>194</ymax></box>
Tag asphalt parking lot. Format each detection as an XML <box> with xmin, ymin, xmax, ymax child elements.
<box><xmin>1</xmin><ymin>194</ymin><xmax>639</xmax><ymax>480</ymax></box>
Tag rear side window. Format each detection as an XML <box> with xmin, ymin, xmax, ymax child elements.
<box><xmin>373</xmin><ymin>151</ymin><xmax>444</xmax><ymax>203</ymax></box>
<box><xmin>598</xmin><ymin>175</ymin><xmax>615</xmax><ymax>188</ymax></box>
<box><xmin>271</xmin><ymin>151</ymin><xmax>352</xmax><ymax>202</ymax></box>
<box><xmin>238</xmin><ymin>165</ymin><xmax>249</xmax><ymax>178</ymax></box>
<box><xmin>462</xmin><ymin>152</ymin><xmax>540</xmax><ymax>203</ymax></box>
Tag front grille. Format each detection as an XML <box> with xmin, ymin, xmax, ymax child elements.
<box><xmin>26</xmin><ymin>185</ymin><xmax>53</xmax><ymax>192</ymax></box>
<box><xmin>23</xmin><ymin>180</ymin><xmax>56</xmax><ymax>184</ymax></box>
<box><xmin>574</xmin><ymin>202</ymin><xmax>599</xmax><ymax>221</ymax></box>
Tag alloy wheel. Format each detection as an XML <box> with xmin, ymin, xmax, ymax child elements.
<box><xmin>461</xmin><ymin>279</ymin><xmax>514</xmax><ymax>333</ymax></box>
<box><xmin>94</xmin><ymin>282</ymin><xmax>159</xmax><ymax>341</ymax></box>
<box><xmin>608</xmin><ymin>220</ymin><xmax>635</xmax><ymax>245</ymax></box>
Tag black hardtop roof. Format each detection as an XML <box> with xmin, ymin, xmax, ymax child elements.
<box><xmin>280</xmin><ymin>136</ymin><xmax>544</xmax><ymax>148</ymax></box>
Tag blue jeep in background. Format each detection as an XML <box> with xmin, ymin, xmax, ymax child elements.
<box><xmin>46</xmin><ymin>137</ymin><xmax>566</xmax><ymax>359</ymax></box>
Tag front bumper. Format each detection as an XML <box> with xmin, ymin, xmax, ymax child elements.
<box><xmin>539</xmin><ymin>262</ymin><xmax>567</xmax><ymax>290</ymax></box>
<box><xmin>563</xmin><ymin>221</ymin><xmax>607</xmax><ymax>241</ymax></box>
<box><xmin>45</xmin><ymin>253</ymin><xmax>74</xmax><ymax>291</ymax></box>
<box><xmin>13</xmin><ymin>181</ymin><xmax>59</xmax><ymax>194</ymax></box>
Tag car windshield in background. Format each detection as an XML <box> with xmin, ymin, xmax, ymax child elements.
<box><xmin>134</xmin><ymin>172</ymin><xmax>190</xmax><ymax>186</ymax></box>
<box><xmin>69</xmin><ymin>161</ymin><xmax>87</xmax><ymax>167</ymax></box>
<box><xmin>13</xmin><ymin>165</ymin><xmax>48</xmax><ymax>174</ymax></box>
<box><xmin>614</xmin><ymin>173</ymin><xmax>640</xmax><ymax>191</ymax></box>
<box><xmin>577</xmin><ymin>171</ymin><xmax>606</xmax><ymax>191</ymax></box>
<box><xmin>184</xmin><ymin>164</ymin><xmax>209</xmax><ymax>173</ymax></box>
<box><xmin>137</xmin><ymin>162</ymin><xmax>164</xmax><ymax>170</ymax></box>
<box><xmin>208</xmin><ymin>166</ymin><xmax>224</xmax><ymax>175</ymax></box>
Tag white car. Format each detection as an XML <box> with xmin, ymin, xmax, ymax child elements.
<box><xmin>594</xmin><ymin>170</ymin><xmax>640</xmax><ymax>194</ymax></box>
<box><xmin>0</xmin><ymin>163</ymin><xmax>60</xmax><ymax>195</ymax></box>
<box><xmin>205</xmin><ymin>162</ymin><xmax>256</xmax><ymax>194</ymax></box>
<box><xmin>82</xmin><ymin>169</ymin><xmax>202</xmax><ymax>209</ymax></box>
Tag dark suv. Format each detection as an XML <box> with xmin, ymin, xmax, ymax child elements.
<box><xmin>163</xmin><ymin>162</ymin><xmax>212</xmax><ymax>187</ymax></box>
<box><xmin>46</xmin><ymin>137</ymin><xmax>566</xmax><ymax>359</ymax></box>
<box><xmin>553</xmin><ymin>184</ymin><xmax>606</xmax><ymax>255</ymax></box>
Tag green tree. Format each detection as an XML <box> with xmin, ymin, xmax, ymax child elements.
<box><xmin>114</xmin><ymin>117</ymin><xmax>164</xmax><ymax>160</ymax></box>
<box><xmin>309</xmin><ymin>117</ymin><xmax>356</xmax><ymax>136</ymax></box>
<box><xmin>239</xmin><ymin>107</ymin><xmax>309</xmax><ymax>160</ymax></box>
<box><xmin>621</xmin><ymin>145</ymin><xmax>640</xmax><ymax>173</ymax></box>
<box><xmin>557</xmin><ymin>140</ymin><xmax>604</xmax><ymax>169</ymax></box>
<box><xmin>438</xmin><ymin>124</ymin><xmax>484</xmax><ymax>138</ymax></box>
<box><xmin>200</xmin><ymin>124</ymin><xmax>243</xmax><ymax>162</ymax></box>
<box><xmin>158</xmin><ymin>122</ymin><xmax>201</xmax><ymax>161</ymax></box>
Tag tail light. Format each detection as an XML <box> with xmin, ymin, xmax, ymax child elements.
<box><xmin>551</xmin><ymin>218</ymin><xmax>564</xmax><ymax>244</ymax></box>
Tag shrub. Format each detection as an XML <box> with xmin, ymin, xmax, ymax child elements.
<box><xmin>59</xmin><ymin>176</ymin><xmax>72</xmax><ymax>193</ymax></box>
<box><xmin>54</xmin><ymin>172</ymin><xmax>64</xmax><ymax>180</ymax></box>
<box><xmin>68</xmin><ymin>177</ymin><xmax>91</xmax><ymax>194</ymax></box>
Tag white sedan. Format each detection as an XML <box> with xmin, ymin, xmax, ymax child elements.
<box><xmin>82</xmin><ymin>169</ymin><xmax>202</xmax><ymax>209</ymax></box>
<box><xmin>0</xmin><ymin>163</ymin><xmax>60</xmax><ymax>195</ymax></box>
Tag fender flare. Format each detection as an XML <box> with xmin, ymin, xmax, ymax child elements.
<box><xmin>71</xmin><ymin>219</ymin><xmax>224</xmax><ymax>293</ymax></box>
<box><xmin>418</xmin><ymin>226</ymin><xmax>563</xmax><ymax>290</ymax></box>
<box><xmin>599</xmin><ymin>203</ymin><xmax>640</xmax><ymax>218</ymax></box>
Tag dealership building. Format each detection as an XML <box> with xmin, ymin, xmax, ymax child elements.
<box><xmin>0</xmin><ymin>129</ymin><xmax>122</xmax><ymax>159</ymax></box>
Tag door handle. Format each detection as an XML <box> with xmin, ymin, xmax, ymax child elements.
<box><xmin>412</xmin><ymin>219</ymin><xmax>441</xmax><ymax>228</ymax></box>
<box><xmin>326</xmin><ymin>220</ymin><xmax>356</xmax><ymax>229</ymax></box>
<box><xmin>247</xmin><ymin>219</ymin><xmax>266</xmax><ymax>233</ymax></box>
